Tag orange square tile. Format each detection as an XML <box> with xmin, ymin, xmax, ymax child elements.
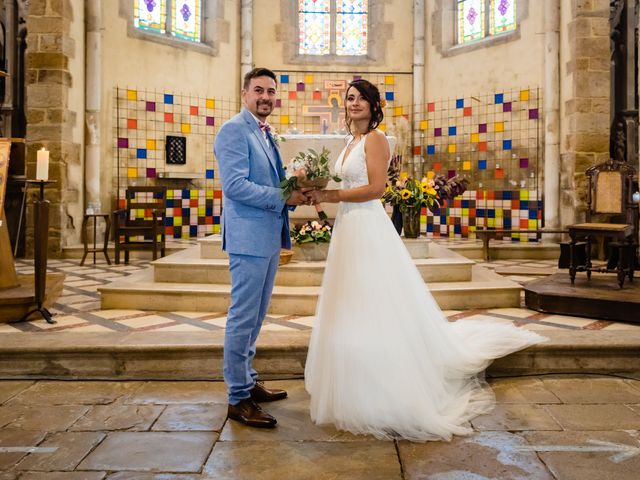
<box><xmin>463</xmin><ymin>107</ymin><xmax>472</xmax><ymax>116</ymax></box>
<box><xmin>413</xmin><ymin>146</ymin><xmax>421</xmax><ymax>155</ymax></box>
<box><xmin>289</xmin><ymin>91</ymin><xmax>297</xmax><ymax>100</ymax></box>
<box><xmin>190</xmin><ymin>106</ymin><xmax>198</xmax><ymax>115</ymax></box>
<box><xmin>127</xmin><ymin>119</ymin><xmax>137</xmax><ymax>129</ymax></box>
<box><xmin>164</xmin><ymin>113</ymin><xmax>173</xmax><ymax>123</ymax></box>
<box><xmin>478</xmin><ymin>142</ymin><xmax>487</xmax><ymax>152</ymax></box>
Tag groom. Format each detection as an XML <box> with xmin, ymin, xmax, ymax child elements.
<box><xmin>215</xmin><ymin>68</ymin><xmax>308</xmax><ymax>428</ymax></box>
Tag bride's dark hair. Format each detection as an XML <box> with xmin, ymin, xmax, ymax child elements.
<box><xmin>344</xmin><ymin>79</ymin><xmax>384</xmax><ymax>135</ymax></box>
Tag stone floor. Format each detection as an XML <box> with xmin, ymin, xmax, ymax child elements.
<box><xmin>0</xmin><ymin>375</ymin><xmax>639</xmax><ymax>479</ymax></box>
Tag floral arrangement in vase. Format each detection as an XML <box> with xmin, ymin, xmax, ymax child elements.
<box><xmin>291</xmin><ymin>220</ymin><xmax>333</xmax><ymax>244</ymax></box>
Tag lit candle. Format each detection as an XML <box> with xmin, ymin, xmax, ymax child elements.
<box><xmin>36</xmin><ymin>147</ymin><xmax>49</xmax><ymax>181</ymax></box>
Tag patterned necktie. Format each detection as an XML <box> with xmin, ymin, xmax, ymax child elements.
<box><xmin>258</xmin><ymin>121</ymin><xmax>271</xmax><ymax>134</ymax></box>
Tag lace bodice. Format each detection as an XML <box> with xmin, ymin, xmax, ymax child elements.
<box><xmin>334</xmin><ymin>135</ymin><xmax>371</xmax><ymax>190</ymax></box>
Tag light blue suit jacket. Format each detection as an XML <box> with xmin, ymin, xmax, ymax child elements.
<box><xmin>214</xmin><ymin>108</ymin><xmax>292</xmax><ymax>257</ymax></box>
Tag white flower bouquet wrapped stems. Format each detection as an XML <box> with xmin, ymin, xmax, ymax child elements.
<box><xmin>281</xmin><ymin>147</ymin><xmax>341</xmax><ymax>199</ymax></box>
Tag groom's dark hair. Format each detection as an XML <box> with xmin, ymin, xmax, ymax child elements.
<box><xmin>243</xmin><ymin>67</ymin><xmax>278</xmax><ymax>90</ymax></box>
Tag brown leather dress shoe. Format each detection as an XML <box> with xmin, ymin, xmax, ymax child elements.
<box><xmin>250</xmin><ymin>381</ymin><xmax>288</xmax><ymax>402</ymax></box>
<box><xmin>227</xmin><ymin>398</ymin><xmax>277</xmax><ymax>428</ymax></box>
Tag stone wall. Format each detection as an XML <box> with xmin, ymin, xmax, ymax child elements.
<box><xmin>25</xmin><ymin>0</ymin><xmax>81</xmax><ymax>256</ymax></box>
<box><xmin>560</xmin><ymin>0</ymin><xmax>611</xmax><ymax>226</ymax></box>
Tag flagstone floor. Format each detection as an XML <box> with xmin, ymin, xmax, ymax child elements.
<box><xmin>6</xmin><ymin>256</ymin><xmax>640</xmax><ymax>334</ymax></box>
<box><xmin>0</xmin><ymin>375</ymin><xmax>639</xmax><ymax>479</ymax></box>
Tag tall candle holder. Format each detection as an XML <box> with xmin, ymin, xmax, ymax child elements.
<box><xmin>19</xmin><ymin>180</ymin><xmax>57</xmax><ymax>324</ymax></box>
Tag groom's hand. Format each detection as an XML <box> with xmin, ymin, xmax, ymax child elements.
<box><xmin>286</xmin><ymin>189</ymin><xmax>311</xmax><ymax>206</ymax></box>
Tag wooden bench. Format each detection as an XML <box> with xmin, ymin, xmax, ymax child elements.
<box><xmin>475</xmin><ymin>229</ymin><xmax>568</xmax><ymax>261</ymax></box>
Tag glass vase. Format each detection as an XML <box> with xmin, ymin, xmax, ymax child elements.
<box><xmin>402</xmin><ymin>206</ymin><xmax>421</xmax><ymax>239</ymax></box>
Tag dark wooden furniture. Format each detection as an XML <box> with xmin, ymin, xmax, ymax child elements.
<box><xmin>475</xmin><ymin>229</ymin><xmax>567</xmax><ymax>262</ymax></box>
<box><xmin>113</xmin><ymin>186</ymin><xmax>167</xmax><ymax>265</ymax></box>
<box><xmin>566</xmin><ymin>159</ymin><xmax>638</xmax><ymax>288</ymax></box>
<box><xmin>81</xmin><ymin>213</ymin><xmax>111</xmax><ymax>266</ymax></box>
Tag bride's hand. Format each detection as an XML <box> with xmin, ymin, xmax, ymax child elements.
<box><xmin>307</xmin><ymin>189</ymin><xmax>340</xmax><ymax>204</ymax></box>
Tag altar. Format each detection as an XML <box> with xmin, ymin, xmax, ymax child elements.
<box><xmin>279</xmin><ymin>134</ymin><xmax>396</xmax><ymax>220</ymax></box>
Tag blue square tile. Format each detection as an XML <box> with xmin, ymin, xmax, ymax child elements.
<box><xmin>205</xmin><ymin>207</ymin><xmax>213</xmax><ymax>216</ymax></box>
<box><xmin>164</xmin><ymin>94</ymin><xmax>173</xmax><ymax>104</ymax></box>
<box><xmin>206</xmin><ymin>169</ymin><xmax>214</xmax><ymax>179</ymax></box>
<box><xmin>280</xmin><ymin>75</ymin><xmax>289</xmax><ymax>84</ymax></box>
<box><xmin>503</xmin><ymin>191</ymin><xmax>512</xmax><ymax>200</ymax></box>
<box><xmin>182</xmin><ymin>208</ymin><xmax>190</xmax><ymax>216</ymax></box>
<box><xmin>503</xmin><ymin>140</ymin><xmax>512</xmax><ymax>150</ymax></box>
<box><xmin>495</xmin><ymin>93</ymin><xmax>504</xmax><ymax>104</ymax></box>
<box><xmin>520</xmin><ymin>201</ymin><xmax>529</xmax><ymax>209</ymax></box>
<box><xmin>488</xmin><ymin>209</ymin><xmax>495</xmax><ymax>218</ymax></box>
<box><xmin>478</xmin><ymin>159</ymin><xmax>487</xmax><ymax>170</ymax></box>
<box><xmin>213</xmin><ymin>216</ymin><xmax>220</xmax><ymax>224</ymax></box>
<box><xmin>182</xmin><ymin>189</ymin><xmax>190</xmax><ymax>198</ymax></box>
<box><xmin>462</xmin><ymin>200</ymin><xmax>469</xmax><ymax>208</ymax></box>
<box><xmin>448</xmin><ymin>126</ymin><xmax>457</xmax><ymax>136</ymax></box>
<box><xmin>136</xmin><ymin>149</ymin><xmax>147</xmax><ymax>159</ymax></box>
<box><xmin>456</xmin><ymin>99</ymin><xmax>464</xmax><ymax>108</ymax></box>
<box><xmin>166</xmin><ymin>217</ymin><xmax>174</xmax><ymax>226</ymax></box>
<box><xmin>385</xmin><ymin>91</ymin><xmax>394</xmax><ymax>101</ymax></box>
<box><xmin>529</xmin><ymin>210</ymin><xmax>538</xmax><ymax>220</ymax></box>
<box><xmin>427</xmin><ymin>145</ymin><xmax>435</xmax><ymax>154</ymax></box>
<box><xmin>504</xmin><ymin>218</ymin><xmax>512</xmax><ymax>228</ymax></box>
<box><xmin>190</xmin><ymin>225</ymin><xmax>198</xmax><ymax>236</ymax></box>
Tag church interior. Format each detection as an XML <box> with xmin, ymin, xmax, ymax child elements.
<box><xmin>0</xmin><ymin>0</ymin><xmax>639</xmax><ymax>477</ymax></box>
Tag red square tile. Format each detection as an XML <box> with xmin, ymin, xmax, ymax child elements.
<box><xmin>164</xmin><ymin>113</ymin><xmax>173</xmax><ymax>123</ymax></box>
<box><xmin>288</xmin><ymin>91</ymin><xmax>297</xmax><ymax>100</ymax></box>
<box><xmin>520</xmin><ymin>219</ymin><xmax>529</xmax><ymax>228</ymax></box>
<box><xmin>190</xmin><ymin>106</ymin><xmax>199</xmax><ymax>115</ymax></box>
<box><xmin>413</xmin><ymin>146</ymin><xmax>421</xmax><ymax>155</ymax></box>
<box><xmin>127</xmin><ymin>119</ymin><xmax>137</xmax><ymax>129</ymax></box>
<box><xmin>427</xmin><ymin>102</ymin><xmax>435</xmax><ymax>112</ymax></box>
<box><xmin>463</xmin><ymin>107</ymin><xmax>472</xmax><ymax>116</ymax></box>
<box><xmin>434</xmin><ymin>162</ymin><xmax>442</xmax><ymax>171</ymax></box>
<box><xmin>478</xmin><ymin>142</ymin><xmax>487</xmax><ymax>151</ymax></box>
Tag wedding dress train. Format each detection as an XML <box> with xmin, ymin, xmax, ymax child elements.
<box><xmin>304</xmin><ymin>134</ymin><xmax>545</xmax><ymax>441</ymax></box>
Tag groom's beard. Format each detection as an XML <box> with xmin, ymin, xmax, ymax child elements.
<box><xmin>256</xmin><ymin>100</ymin><xmax>273</xmax><ymax>117</ymax></box>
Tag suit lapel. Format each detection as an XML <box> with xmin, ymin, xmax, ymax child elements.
<box><xmin>242</xmin><ymin>109</ymin><xmax>280</xmax><ymax>179</ymax></box>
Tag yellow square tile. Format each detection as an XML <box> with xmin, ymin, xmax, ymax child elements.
<box><xmin>127</xmin><ymin>89</ymin><xmax>137</xmax><ymax>100</ymax></box>
<box><xmin>394</xmin><ymin>106</ymin><xmax>403</xmax><ymax>116</ymax></box>
<box><xmin>190</xmin><ymin>190</ymin><xmax>198</xmax><ymax>199</ymax></box>
<box><xmin>448</xmin><ymin>144</ymin><xmax>456</xmax><ymax>153</ymax></box>
<box><xmin>528</xmin><ymin>220</ymin><xmax>538</xmax><ymax>229</ymax></box>
<box><xmin>463</xmin><ymin>160</ymin><xmax>471</xmax><ymax>170</ymax></box>
<box><xmin>304</xmin><ymin>74</ymin><xmax>314</xmax><ymax>84</ymax></box>
<box><xmin>520</xmin><ymin>190</ymin><xmax>529</xmax><ymax>200</ymax></box>
<box><xmin>385</xmin><ymin>76</ymin><xmax>394</xmax><ymax>85</ymax></box>
<box><xmin>280</xmin><ymin>115</ymin><xmax>289</xmax><ymax>125</ymax></box>
<box><xmin>127</xmin><ymin>167</ymin><xmax>137</xmax><ymax>178</ymax></box>
<box><xmin>198</xmin><ymin>206</ymin><xmax>205</xmax><ymax>216</ymax></box>
<box><xmin>206</xmin><ymin>189</ymin><xmax>214</xmax><ymax>199</ymax></box>
<box><xmin>167</xmin><ymin>190</ymin><xmax>174</xmax><ymax>199</ymax></box>
<box><xmin>495</xmin><ymin>122</ymin><xmax>504</xmax><ymax>132</ymax></box>
<box><xmin>471</xmin><ymin>133</ymin><xmax>479</xmax><ymax>143</ymax></box>
<box><xmin>213</xmin><ymin>224</ymin><xmax>221</xmax><ymax>233</ymax></box>
<box><xmin>146</xmin><ymin>139</ymin><xmax>156</xmax><ymax>150</ymax></box>
<box><xmin>420</xmin><ymin>120</ymin><xmax>429</xmax><ymax>130</ymax></box>
<box><xmin>520</xmin><ymin>90</ymin><xmax>530</xmax><ymax>101</ymax></box>
<box><xmin>206</xmin><ymin>98</ymin><xmax>215</xmax><ymax>109</ymax></box>
<box><xmin>488</xmin><ymin>218</ymin><xmax>495</xmax><ymax>228</ymax></box>
<box><xmin>173</xmin><ymin>216</ymin><xmax>182</xmax><ymax>226</ymax></box>
<box><xmin>378</xmin><ymin>123</ymin><xmax>386</xmax><ymax>131</ymax></box>
<box><xmin>181</xmin><ymin>123</ymin><xmax>191</xmax><ymax>134</ymax></box>
<box><xmin>496</xmin><ymin>208</ymin><xmax>503</xmax><ymax>218</ymax></box>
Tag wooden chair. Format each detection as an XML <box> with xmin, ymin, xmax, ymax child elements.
<box><xmin>113</xmin><ymin>186</ymin><xmax>167</xmax><ymax>265</ymax></box>
<box><xmin>566</xmin><ymin>159</ymin><xmax>638</xmax><ymax>287</ymax></box>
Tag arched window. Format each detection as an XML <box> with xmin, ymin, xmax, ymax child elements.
<box><xmin>134</xmin><ymin>0</ymin><xmax>202</xmax><ymax>43</ymax></box>
<box><xmin>457</xmin><ymin>0</ymin><xmax>516</xmax><ymax>45</ymax></box>
<box><xmin>299</xmin><ymin>0</ymin><xmax>368</xmax><ymax>56</ymax></box>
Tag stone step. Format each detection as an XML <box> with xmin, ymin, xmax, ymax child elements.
<box><xmin>153</xmin><ymin>245</ymin><xmax>475</xmax><ymax>285</ymax></box>
<box><xmin>100</xmin><ymin>265</ymin><xmax>521</xmax><ymax>314</ymax></box>
<box><xmin>199</xmin><ymin>235</ymin><xmax>431</xmax><ymax>260</ymax></box>
<box><xmin>1</xmin><ymin>330</ymin><xmax>638</xmax><ymax>380</ymax></box>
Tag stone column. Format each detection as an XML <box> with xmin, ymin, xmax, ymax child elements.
<box><xmin>413</xmin><ymin>0</ymin><xmax>425</xmax><ymax>175</ymax></box>
<box><xmin>560</xmin><ymin>0</ymin><xmax>611</xmax><ymax>226</ymax></box>
<box><xmin>26</xmin><ymin>0</ymin><xmax>81</xmax><ymax>257</ymax></box>
<box><xmin>544</xmin><ymin>0</ymin><xmax>560</xmax><ymax>229</ymax></box>
<box><xmin>240</xmin><ymin>0</ymin><xmax>253</xmax><ymax>87</ymax></box>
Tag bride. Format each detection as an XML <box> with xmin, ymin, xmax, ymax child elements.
<box><xmin>303</xmin><ymin>79</ymin><xmax>545</xmax><ymax>442</ymax></box>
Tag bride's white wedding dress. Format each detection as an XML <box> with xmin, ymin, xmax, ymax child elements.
<box><xmin>304</xmin><ymin>133</ymin><xmax>545</xmax><ymax>442</ymax></box>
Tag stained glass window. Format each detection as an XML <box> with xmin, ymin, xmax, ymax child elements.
<box><xmin>490</xmin><ymin>0</ymin><xmax>516</xmax><ymax>35</ymax></box>
<box><xmin>134</xmin><ymin>0</ymin><xmax>167</xmax><ymax>34</ymax></box>
<box><xmin>458</xmin><ymin>0</ymin><xmax>485</xmax><ymax>44</ymax></box>
<box><xmin>336</xmin><ymin>0</ymin><xmax>368</xmax><ymax>56</ymax></box>
<box><xmin>171</xmin><ymin>0</ymin><xmax>201</xmax><ymax>42</ymax></box>
<box><xmin>457</xmin><ymin>0</ymin><xmax>516</xmax><ymax>44</ymax></box>
<box><xmin>299</xmin><ymin>0</ymin><xmax>331</xmax><ymax>55</ymax></box>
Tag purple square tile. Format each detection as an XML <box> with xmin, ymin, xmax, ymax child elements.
<box><xmin>146</xmin><ymin>102</ymin><xmax>156</xmax><ymax>112</ymax></box>
<box><xmin>117</xmin><ymin>138</ymin><xmax>129</xmax><ymax>148</ymax></box>
<box><xmin>275</xmin><ymin>99</ymin><xmax>282</xmax><ymax>108</ymax></box>
<box><xmin>503</xmin><ymin>102</ymin><xmax>512</xmax><ymax>112</ymax></box>
<box><xmin>206</xmin><ymin>116</ymin><xmax>215</xmax><ymax>126</ymax></box>
<box><xmin>479</xmin><ymin>123</ymin><xmax>487</xmax><ymax>133</ymax></box>
<box><xmin>146</xmin><ymin>168</ymin><xmax>156</xmax><ymax>178</ymax></box>
<box><xmin>448</xmin><ymin>170</ymin><xmax>456</xmax><ymax>179</ymax></box>
<box><xmin>520</xmin><ymin>158</ymin><xmax>529</xmax><ymax>168</ymax></box>
<box><xmin>296</xmin><ymin>82</ymin><xmax>305</xmax><ymax>92</ymax></box>
<box><xmin>529</xmin><ymin>108</ymin><xmax>539</xmax><ymax>119</ymax></box>
<box><xmin>434</xmin><ymin>128</ymin><xmax>442</xmax><ymax>137</ymax></box>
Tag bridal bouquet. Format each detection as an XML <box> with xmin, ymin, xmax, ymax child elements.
<box><xmin>382</xmin><ymin>171</ymin><xmax>469</xmax><ymax>212</ymax></box>
<box><xmin>280</xmin><ymin>147</ymin><xmax>341</xmax><ymax>200</ymax></box>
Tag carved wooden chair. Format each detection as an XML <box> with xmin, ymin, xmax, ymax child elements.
<box><xmin>113</xmin><ymin>186</ymin><xmax>167</xmax><ymax>265</ymax></box>
<box><xmin>565</xmin><ymin>159</ymin><xmax>638</xmax><ymax>287</ymax></box>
